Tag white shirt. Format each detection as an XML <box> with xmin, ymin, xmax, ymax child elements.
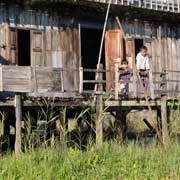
<box><xmin>136</xmin><ymin>53</ymin><xmax>150</xmax><ymax>70</ymax></box>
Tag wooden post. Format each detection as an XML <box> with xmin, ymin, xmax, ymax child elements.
<box><xmin>115</xmin><ymin>110</ymin><xmax>127</xmax><ymax>143</ymax></box>
<box><xmin>161</xmin><ymin>95</ymin><xmax>170</xmax><ymax>145</ymax></box>
<box><xmin>133</xmin><ymin>68</ymin><xmax>137</xmax><ymax>98</ymax></box>
<box><xmin>114</xmin><ymin>62</ymin><xmax>119</xmax><ymax>100</ymax></box>
<box><xmin>59</xmin><ymin>108</ymin><xmax>67</xmax><ymax>150</ymax></box>
<box><xmin>96</xmin><ymin>64</ymin><xmax>103</xmax><ymax>146</ymax></box>
<box><xmin>15</xmin><ymin>94</ymin><xmax>22</xmax><ymax>155</ymax></box>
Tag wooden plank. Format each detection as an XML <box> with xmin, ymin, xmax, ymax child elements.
<box><xmin>2</xmin><ymin>66</ymin><xmax>31</xmax><ymax>79</ymax></box>
<box><xmin>78</xmin><ymin>24</ymin><xmax>82</xmax><ymax>67</ymax></box>
<box><xmin>172</xmin><ymin>38</ymin><xmax>177</xmax><ymax>95</ymax></box>
<box><xmin>36</xmin><ymin>67</ymin><xmax>62</xmax><ymax>92</ymax></box>
<box><xmin>62</xmin><ymin>52</ymin><xmax>77</xmax><ymax>92</ymax></box>
<box><xmin>44</xmin><ymin>30</ymin><xmax>52</xmax><ymax>66</ymax></box>
<box><xmin>31</xmin><ymin>30</ymin><xmax>44</xmax><ymax>66</ymax></box>
<box><xmin>126</xmin><ymin>37</ymin><xmax>135</xmax><ymax>69</ymax></box>
<box><xmin>167</xmin><ymin>35</ymin><xmax>172</xmax><ymax>96</ymax></box>
<box><xmin>8</xmin><ymin>28</ymin><xmax>18</xmax><ymax>65</ymax></box>
<box><xmin>28</xmin><ymin>92</ymin><xmax>77</xmax><ymax>98</ymax></box>
<box><xmin>0</xmin><ymin>24</ymin><xmax>9</xmax><ymax>65</ymax></box>
<box><xmin>1</xmin><ymin>66</ymin><xmax>32</xmax><ymax>92</ymax></box>
<box><xmin>104</xmin><ymin>99</ymin><xmax>161</xmax><ymax>107</ymax></box>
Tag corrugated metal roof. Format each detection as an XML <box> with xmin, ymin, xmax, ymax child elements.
<box><xmin>31</xmin><ymin>0</ymin><xmax>180</xmax><ymax>13</ymax></box>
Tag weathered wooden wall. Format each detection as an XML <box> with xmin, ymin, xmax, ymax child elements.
<box><xmin>0</xmin><ymin>65</ymin><xmax>67</xmax><ymax>95</ymax></box>
<box><xmin>31</xmin><ymin>28</ymin><xmax>80</xmax><ymax>91</ymax></box>
<box><xmin>0</xmin><ymin>4</ymin><xmax>81</xmax><ymax>92</ymax></box>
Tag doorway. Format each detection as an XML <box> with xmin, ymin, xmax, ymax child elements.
<box><xmin>81</xmin><ymin>28</ymin><xmax>105</xmax><ymax>90</ymax></box>
<box><xmin>135</xmin><ymin>38</ymin><xmax>144</xmax><ymax>57</ymax></box>
<box><xmin>17</xmin><ymin>29</ymin><xmax>30</xmax><ymax>66</ymax></box>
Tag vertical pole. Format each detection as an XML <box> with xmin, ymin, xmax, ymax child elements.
<box><xmin>116</xmin><ymin>110</ymin><xmax>127</xmax><ymax>143</ymax></box>
<box><xmin>114</xmin><ymin>62</ymin><xmax>119</xmax><ymax>100</ymax></box>
<box><xmin>79</xmin><ymin>67</ymin><xmax>83</xmax><ymax>94</ymax></box>
<box><xmin>161</xmin><ymin>95</ymin><xmax>170</xmax><ymax>145</ymax></box>
<box><xmin>78</xmin><ymin>23</ymin><xmax>82</xmax><ymax>67</ymax></box>
<box><xmin>96</xmin><ymin>64</ymin><xmax>103</xmax><ymax>146</ymax></box>
<box><xmin>59</xmin><ymin>107</ymin><xmax>67</xmax><ymax>150</ymax></box>
<box><xmin>133</xmin><ymin>68</ymin><xmax>137</xmax><ymax>98</ymax></box>
<box><xmin>15</xmin><ymin>94</ymin><xmax>22</xmax><ymax>155</ymax></box>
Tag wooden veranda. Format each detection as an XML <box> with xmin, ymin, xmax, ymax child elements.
<box><xmin>0</xmin><ymin>64</ymin><xmax>179</xmax><ymax>153</ymax></box>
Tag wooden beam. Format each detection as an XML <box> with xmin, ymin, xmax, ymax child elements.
<box><xmin>161</xmin><ymin>95</ymin><xmax>170</xmax><ymax>145</ymax></box>
<box><xmin>15</xmin><ymin>94</ymin><xmax>22</xmax><ymax>155</ymax></box>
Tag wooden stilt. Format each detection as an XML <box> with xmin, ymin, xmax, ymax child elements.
<box><xmin>4</xmin><ymin>116</ymin><xmax>10</xmax><ymax>136</ymax></box>
<box><xmin>96</xmin><ymin>64</ymin><xmax>104</xmax><ymax>146</ymax></box>
<box><xmin>161</xmin><ymin>95</ymin><xmax>170</xmax><ymax>144</ymax></box>
<box><xmin>59</xmin><ymin>108</ymin><xmax>67</xmax><ymax>150</ymax></box>
<box><xmin>15</xmin><ymin>94</ymin><xmax>22</xmax><ymax>155</ymax></box>
<box><xmin>112</xmin><ymin>110</ymin><xmax>127</xmax><ymax>143</ymax></box>
<box><xmin>119</xmin><ymin>111</ymin><xmax>127</xmax><ymax>142</ymax></box>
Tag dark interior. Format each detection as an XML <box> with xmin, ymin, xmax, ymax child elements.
<box><xmin>18</xmin><ymin>29</ymin><xmax>31</xmax><ymax>66</ymax></box>
<box><xmin>135</xmin><ymin>38</ymin><xmax>144</xmax><ymax>57</ymax></box>
<box><xmin>81</xmin><ymin>28</ymin><xmax>105</xmax><ymax>90</ymax></box>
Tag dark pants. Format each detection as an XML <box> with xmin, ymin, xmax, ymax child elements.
<box><xmin>139</xmin><ymin>69</ymin><xmax>149</xmax><ymax>90</ymax></box>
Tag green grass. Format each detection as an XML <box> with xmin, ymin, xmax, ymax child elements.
<box><xmin>0</xmin><ymin>142</ymin><xmax>180</xmax><ymax>180</ymax></box>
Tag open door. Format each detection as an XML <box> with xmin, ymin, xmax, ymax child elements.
<box><xmin>105</xmin><ymin>29</ymin><xmax>123</xmax><ymax>91</ymax></box>
<box><xmin>0</xmin><ymin>25</ymin><xmax>18</xmax><ymax>65</ymax></box>
<box><xmin>31</xmin><ymin>30</ymin><xmax>44</xmax><ymax>66</ymax></box>
<box><xmin>9</xmin><ymin>28</ymin><xmax>18</xmax><ymax>65</ymax></box>
<box><xmin>0</xmin><ymin>24</ymin><xmax>8</xmax><ymax>64</ymax></box>
<box><xmin>17</xmin><ymin>29</ymin><xmax>30</xmax><ymax>66</ymax></box>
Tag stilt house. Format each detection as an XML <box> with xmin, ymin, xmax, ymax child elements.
<box><xmin>0</xmin><ymin>0</ymin><xmax>179</xmax><ymax>152</ymax></box>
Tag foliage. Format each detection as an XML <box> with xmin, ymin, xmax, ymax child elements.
<box><xmin>0</xmin><ymin>142</ymin><xmax>180</xmax><ymax>180</ymax></box>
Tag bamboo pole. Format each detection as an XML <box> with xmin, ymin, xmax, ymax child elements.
<box><xmin>93</xmin><ymin>0</ymin><xmax>112</xmax><ymax>102</ymax></box>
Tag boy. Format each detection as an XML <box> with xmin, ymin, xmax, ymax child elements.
<box><xmin>136</xmin><ymin>46</ymin><xmax>150</xmax><ymax>89</ymax></box>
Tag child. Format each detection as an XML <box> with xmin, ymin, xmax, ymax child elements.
<box><xmin>136</xmin><ymin>46</ymin><xmax>150</xmax><ymax>89</ymax></box>
<box><xmin>119</xmin><ymin>59</ymin><xmax>130</xmax><ymax>95</ymax></box>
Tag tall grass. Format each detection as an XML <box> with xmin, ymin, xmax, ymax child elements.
<box><xmin>0</xmin><ymin>142</ymin><xmax>180</xmax><ymax>180</ymax></box>
<box><xmin>2</xmin><ymin>98</ymin><xmax>180</xmax><ymax>179</ymax></box>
